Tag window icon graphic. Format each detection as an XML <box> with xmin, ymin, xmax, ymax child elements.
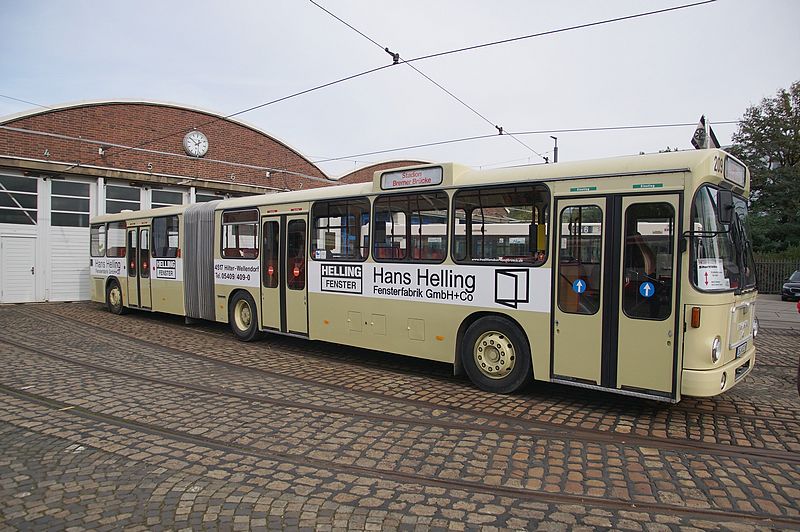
<box><xmin>494</xmin><ymin>269</ymin><xmax>530</xmax><ymax>309</ymax></box>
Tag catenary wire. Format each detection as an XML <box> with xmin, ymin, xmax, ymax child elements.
<box><xmin>308</xmin><ymin>0</ymin><xmax>547</xmax><ymax>160</ymax></box>
<box><xmin>2</xmin><ymin>0</ymin><xmax>719</xmax><ymax>177</ymax></box>
<box><xmin>308</xmin><ymin>120</ymin><xmax>740</xmax><ymax>164</ymax></box>
<box><xmin>403</xmin><ymin>0</ymin><xmax>716</xmax><ymax>65</ymax></box>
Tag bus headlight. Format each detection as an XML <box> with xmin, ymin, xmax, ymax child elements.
<box><xmin>711</xmin><ymin>336</ymin><xmax>722</xmax><ymax>364</ymax></box>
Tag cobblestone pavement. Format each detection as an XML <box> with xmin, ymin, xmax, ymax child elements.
<box><xmin>1</xmin><ymin>302</ymin><xmax>798</xmax><ymax>531</ymax></box>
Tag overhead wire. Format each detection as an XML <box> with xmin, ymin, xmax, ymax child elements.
<box><xmin>0</xmin><ymin>94</ymin><xmax>50</xmax><ymax>109</ymax></box>
<box><xmin>309</xmin><ymin>120</ymin><xmax>740</xmax><ymax>165</ymax></box>
<box><xmin>307</xmin><ymin>0</ymin><xmax>547</xmax><ymax>160</ymax></box>
<box><xmin>403</xmin><ymin>0</ymin><xmax>716</xmax><ymax>65</ymax></box>
<box><xmin>2</xmin><ymin>0</ymin><xmax>719</xmax><ymax>179</ymax></box>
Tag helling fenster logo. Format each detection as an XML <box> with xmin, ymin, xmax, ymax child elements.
<box><xmin>494</xmin><ymin>269</ymin><xmax>530</xmax><ymax>309</ymax></box>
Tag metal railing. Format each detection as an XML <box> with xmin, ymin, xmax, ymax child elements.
<box><xmin>755</xmin><ymin>260</ymin><xmax>800</xmax><ymax>294</ymax></box>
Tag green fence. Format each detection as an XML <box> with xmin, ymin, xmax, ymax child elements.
<box><xmin>755</xmin><ymin>260</ymin><xmax>800</xmax><ymax>294</ymax></box>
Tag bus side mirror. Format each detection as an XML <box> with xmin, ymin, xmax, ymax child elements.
<box><xmin>716</xmin><ymin>189</ymin><xmax>734</xmax><ymax>225</ymax></box>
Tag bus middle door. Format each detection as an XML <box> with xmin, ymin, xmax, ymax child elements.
<box><xmin>261</xmin><ymin>214</ymin><xmax>308</xmax><ymax>335</ymax></box>
<box><xmin>126</xmin><ymin>226</ymin><xmax>152</xmax><ymax>309</ymax></box>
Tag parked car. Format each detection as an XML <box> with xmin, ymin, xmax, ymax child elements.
<box><xmin>781</xmin><ymin>270</ymin><xmax>800</xmax><ymax>301</ymax></box>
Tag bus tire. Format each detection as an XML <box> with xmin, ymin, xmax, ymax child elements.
<box><xmin>106</xmin><ymin>279</ymin><xmax>127</xmax><ymax>315</ymax></box>
<box><xmin>229</xmin><ymin>291</ymin><xmax>259</xmax><ymax>342</ymax></box>
<box><xmin>461</xmin><ymin>316</ymin><xmax>531</xmax><ymax>394</ymax></box>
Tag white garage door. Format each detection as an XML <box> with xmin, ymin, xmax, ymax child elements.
<box><xmin>49</xmin><ymin>180</ymin><xmax>92</xmax><ymax>301</ymax></box>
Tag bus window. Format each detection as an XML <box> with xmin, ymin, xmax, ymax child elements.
<box><xmin>127</xmin><ymin>230</ymin><xmax>138</xmax><ymax>277</ymax></box>
<box><xmin>222</xmin><ymin>209</ymin><xmax>258</xmax><ymax>259</ymax></box>
<box><xmin>107</xmin><ymin>221</ymin><xmax>127</xmax><ymax>257</ymax></box>
<box><xmin>287</xmin><ymin>219</ymin><xmax>306</xmax><ymax>290</ymax></box>
<box><xmin>453</xmin><ymin>184</ymin><xmax>549</xmax><ymax>265</ymax></box>
<box><xmin>152</xmin><ymin>215</ymin><xmax>179</xmax><ymax>258</ymax></box>
<box><xmin>622</xmin><ymin>203</ymin><xmax>674</xmax><ymax>320</ymax></box>
<box><xmin>373</xmin><ymin>191</ymin><xmax>448</xmax><ymax>263</ymax></box>
<box><xmin>558</xmin><ymin>205</ymin><xmax>602</xmax><ymax>314</ymax></box>
<box><xmin>90</xmin><ymin>224</ymin><xmax>106</xmax><ymax>257</ymax></box>
<box><xmin>140</xmin><ymin>229</ymin><xmax>150</xmax><ymax>278</ymax></box>
<box><xmin>311</xmin><ymin>198</ymin><xmax>369</xmax><ymax>261</ymax></box>
<box><xmin>263</xmin><ymin>221</ymin><xmax>279</xmax><ymax>288</ymax></box>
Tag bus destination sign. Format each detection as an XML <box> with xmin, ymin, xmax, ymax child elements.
<box><xmin>381</xmin><ymin>166</ymin><xmax>443</xmax><ymax>190</ymax></box>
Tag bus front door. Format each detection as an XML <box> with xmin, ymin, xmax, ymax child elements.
<box><xmin>260</xmin><ymin>214</ymin><xmax>308</xmax><ymax>335</ymax></box>
<box><xmin>552</xmin><ymin>194</ymin><xmax>679</xmax><ymax>399</ymax></box>
<box><xmin>615</xmin><ymin>195</ymin><xmax>679</xmax><ymax>395</ymax></box>
<box><xmin>126</xmin><ymin>226</ymin><xmax>152</xmax><ymax>309</ymax></box>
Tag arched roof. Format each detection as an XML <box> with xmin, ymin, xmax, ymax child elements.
<box><xmin>0</xmin><ymin>99</ymin><xmax>333</xmax><ymax>190</ymax></box>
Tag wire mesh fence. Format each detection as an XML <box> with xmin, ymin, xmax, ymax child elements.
<box><xmin>755</xmin><ymin>260</ymin><xmax>800</xmax><ymax>294</ymax></box>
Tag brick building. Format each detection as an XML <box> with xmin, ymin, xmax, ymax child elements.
<box><xmin>0</xmin><ymin>100</ymin><xmax>336</xmax><ymax>303</ymax></box>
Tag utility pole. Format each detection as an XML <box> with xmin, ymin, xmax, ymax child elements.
<box><xmin>550</xmin><ymin>136</ymin><xmax>558</xmax><ymax>163</ymax></box>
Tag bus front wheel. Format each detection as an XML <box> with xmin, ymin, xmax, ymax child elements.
<box><xmin>106</xmin><ymin>279</ymin><xmax>127</xmax><ymax>315</ymax></box>
<box><xmin>461</xmin><ymin>316</ymin><xmax>531</xmax><ymax>394</ymax></box>
<box><xmin>229</xmin><ymin>292</ymin><xmax>260</xmax><ymax>342</ymax></box>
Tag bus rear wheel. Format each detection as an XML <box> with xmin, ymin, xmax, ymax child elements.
<box><xmin>106</xmin><ymin>279</ymin><xmax>127</xmax><ymax>315</ymax></box>
<box><xmin>462</xmin><ymin>316</ymin><xmax>531</xmax><ymax>394</ymax></box>
<box><xmin>229</xmin><ymin>292</ymin><xmax>260</xmax><ymax>342</ymax></box>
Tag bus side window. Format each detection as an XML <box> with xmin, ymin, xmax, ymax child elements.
<box><xmin>152</xmin><ymin>215</ymin><xmax>179</xmax><ymax>258</ymax></box>
<box><xmin>452</xmin><ymin>184</ymin><xmax>550</xmax><ymax>265</ymax></box>
<box><xmin>90</xmin><ymin>224</ymin><xmax>106</xmax><ymax>257</ymax></box>
<box><xmin>310</xmin><ymin>198</ymin><xmax>369</xmax><ymax>261</ymax></box>
<box><xmin>373</xmin><ymin>191</ymin><xmax>448</xmax><ymax>263</ymax></box>
<box><xmin>107</xmin><ymin>221</ymin><xmax>126</xmax><ymax>258</ymax></box>
<box><xmin>221</xmin><ymin>209</ymin><xmax>259</xmax><ymax>259</ymax></box>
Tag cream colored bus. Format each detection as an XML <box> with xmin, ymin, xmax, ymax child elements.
<box><xmin>89</xmin><ymin>149</ymin><xmax>757</xmax><ymax>401</ymax></box>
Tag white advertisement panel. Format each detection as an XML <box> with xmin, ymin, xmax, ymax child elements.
<box><xmin>309</xmin><ymin>261</ymin><xmax>551</xmax><ymax>313</ymax></box>
<box><xmin>152</xmin><ymin>258</ymin><xmax>183</xmax><ymax>281</ymax></box>
<box><xmin>90</xmin><ymin>257</ymin><xmax>126</xmax><ymax>277</ymax></box>
<box><xmin>214</xmin><ymin>259</ymin><xmax>260</xmax><ymax>287</ymax></box>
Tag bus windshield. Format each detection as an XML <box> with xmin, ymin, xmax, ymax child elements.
<box><xmin>691</xmin><ymin>185</ymin><xmax>756</xmax><ymax>292</ymax></box>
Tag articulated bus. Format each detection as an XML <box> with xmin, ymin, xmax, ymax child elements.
<box><xmin>89</xmin><ymin>149</ymin><xmax>758</xmax><ymax>401</ymax></box>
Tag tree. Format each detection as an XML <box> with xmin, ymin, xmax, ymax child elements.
<box><xmin>729</xmin><ymin>81</ymin><xmax>800</xmax><ymax>253</ymax></box>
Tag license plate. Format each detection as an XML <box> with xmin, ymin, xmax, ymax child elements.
<box><xmin>735</xmin><ymin>342</ymin><xmax>747</xmax><ymax>358</ymax></box>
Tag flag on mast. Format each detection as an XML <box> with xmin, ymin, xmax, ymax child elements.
<box><xmin>691</xmin><ymin>115</ymin><xmax>721</xmax><ymax>149</ymax></box>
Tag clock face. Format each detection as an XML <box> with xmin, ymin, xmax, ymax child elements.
<box><xmin>183</xmin><ymin>131</ymin><xmax>208</xmax><ymax>157</ymax></box>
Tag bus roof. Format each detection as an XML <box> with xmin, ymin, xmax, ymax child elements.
<box><xmin>91</xmin><ymin>148</ymin><xmax>744</xmax><ymax>223</ymax></box>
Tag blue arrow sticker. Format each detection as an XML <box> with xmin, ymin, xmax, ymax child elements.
<box><xmin>639</xmin><ymin>282</ymin><xmax>655</xmax><ymax>298</ymax></box>
<box><xmin>572</xmin><ymin>279</ymin><xmax>586</xmax><ymax>294</ymax></box>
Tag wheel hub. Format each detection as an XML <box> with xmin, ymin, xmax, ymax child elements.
<box><xmin>474</xmin><ymin>331</ymin><xmax>516</xmax><ymax>379</ymax></box>
<box><xmin>109</xmin><ymin>288</ymin><xmax>121</xmax><ymax>307</ymax></box>
<box><xmin>235</xmin><ymin>300</ymin><xmax>252</xmax><ymax>330</ymax></box>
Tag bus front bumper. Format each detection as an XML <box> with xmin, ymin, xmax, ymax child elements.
<box><xmin>681</xmin><ymin>347</ymin><xmax>755</xmax><ymax>397</ymax></box>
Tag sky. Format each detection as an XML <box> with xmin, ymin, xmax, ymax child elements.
<box><xmin>1</xmin><ymin>0</ymin><xmax>798</xmax><ymax>178</ymax></box>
